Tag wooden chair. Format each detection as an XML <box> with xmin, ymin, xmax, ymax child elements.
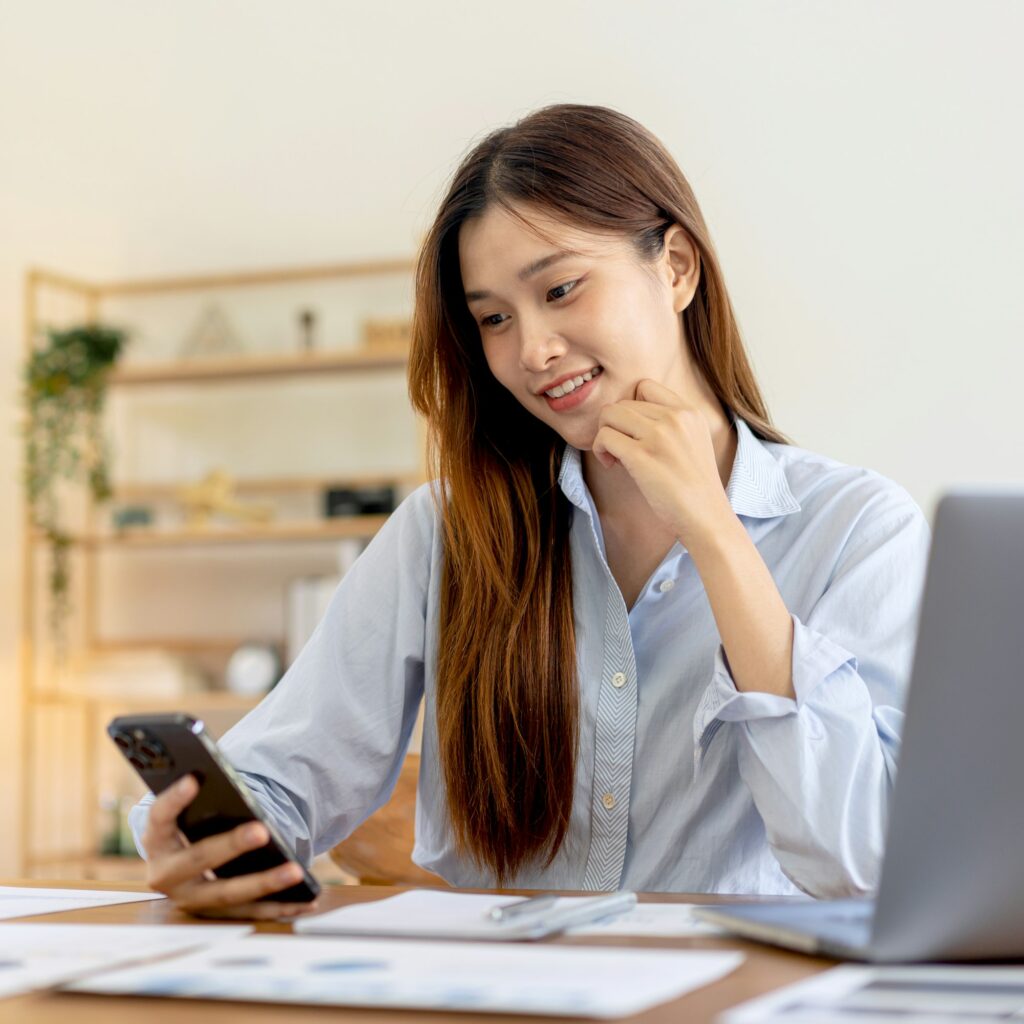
<box><xmin>329</xmin><ymin>753</ymin><xmax>446</xmax><ymax>886</ymax></box>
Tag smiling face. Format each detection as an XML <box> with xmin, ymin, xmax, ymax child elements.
<box><xmin>458</xmin><ymin>203</ymin><xmax>700</xmax><ymax>451</ymax></box>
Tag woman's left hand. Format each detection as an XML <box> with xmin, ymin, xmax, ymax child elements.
<box><xmin>591</xmin><ymin>379</ymin><xmax>735</xmax><ymax>548</ymax></box>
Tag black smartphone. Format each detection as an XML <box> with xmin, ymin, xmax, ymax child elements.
<box><xmin>108</xmin><ymin>712</ymin><xmax>320</xmax><ymax>903</ymax></box>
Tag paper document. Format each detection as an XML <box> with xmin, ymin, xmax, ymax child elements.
<box><xmin>0</xmin><ymin>885</ymin><xmax>164</xmax><ymax>921</ymax></box>
<box><xmin>723</xmin><ymin>964</ymin><xmax>1024</xmax><ymax>1023</ymax></box>
<box><xmin>66</xmin><ymin>933</ymin><xmax>743</xmax><ymax>1018</ymax></box>
<box><xmin>0</xmin><ymin>923</ymin><xmax>251</xmax><ymax>999</ymax></box>
<box><xmin>295</xmin><ymin>889</ymin><xmax>638</xmax><ymax>940</ymax></box>
<box><xmin>568</xmin><ymin>902</ymin><xmax>727</xmax><ymax>937</ymax></box>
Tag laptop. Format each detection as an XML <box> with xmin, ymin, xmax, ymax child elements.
<box><xmin>695</xmin><ymin>490</ymin><xmax>1024</xmax><ymax>962</ymax></box>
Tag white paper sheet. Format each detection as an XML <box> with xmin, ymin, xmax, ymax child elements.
<box><xmin>0</xmin><ymin>923</ymin><xmax>251</xmax><ymax>999</ymax></box>
<box><xmin>296</xmin><ymin>889</ymin><xmax>699</xmax><ymax>941</ymax></box>
<box><xmin>723</xmin><ymin>964</ymin><xmax>1024</xmax><ymax>1023</ymax></box>
<box><xmin>568</xmin><ymin>902</ymin><xmax>727</xmax><ymax>937</ymax></box>
<box><xmin>295</xmin><ymin>889</ymin><xmax>639</xmax><ymax>940</ymax></box>
<box><xmin>66</xmin><ymin>933</ymin><xmax>743</xmax><ymax>1018</ymax></box>
<box><xmin>0</xmin><ymin>885</ymin><xmax>164</xmax><ymax>921</ymax></box>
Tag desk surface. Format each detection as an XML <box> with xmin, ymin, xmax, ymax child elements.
<box><xmin>0</xmin><ymin>879</ymin><xmax>834</xmax><ymax>1024</ymax></box>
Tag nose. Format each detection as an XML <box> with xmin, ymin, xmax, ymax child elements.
<box><xmin>517</xmin><ymin>315</ymin><xmax>566</xmax><ymax>373</ymax></box>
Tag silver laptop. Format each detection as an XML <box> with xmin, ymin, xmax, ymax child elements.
<box><xmin>696</xmin><ymin>490</ymin><xmax>1024</xmax><ymax>962</ymax></box>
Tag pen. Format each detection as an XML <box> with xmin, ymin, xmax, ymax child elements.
<box><xmin>488</xmin><ymin>894</ymin><xmax>559</xmax><ymax>922</ymax></box>
<box><xmin>486</xmin><ymin>891</ymin><xmax>638</xmax><ymax>935</ymax></box>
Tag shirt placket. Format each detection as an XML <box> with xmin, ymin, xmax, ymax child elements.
<box><xmin>581</xmin><ymin>580</ymin><xmax>638</xmax><ymax>891</ymax></box>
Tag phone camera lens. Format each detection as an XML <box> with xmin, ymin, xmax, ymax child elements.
<box><xmin>111</xmin><ymin>731</ymin><xmax>133</xmax><ymax>752</ymax></box>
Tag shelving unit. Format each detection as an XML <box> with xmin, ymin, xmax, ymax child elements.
<box><xmin>110</xmin><ymin>345</ymin><xmax>410</xmax><ymax>386</ymax></box>
<box><xmin>20</xmin><ymin>258</ymin><xmax>421</xmax><ymax>878</ymax></box>
<box><xmin>45</xmin><ymin>515</ymin><xmax>392</xmax><ymax>549</ymax></box>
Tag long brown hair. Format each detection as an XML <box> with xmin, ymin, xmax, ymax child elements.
<box><xmin>408</xmin><ymin>103</ymin><xmax>789</xmax><ymax>883</ymax></box>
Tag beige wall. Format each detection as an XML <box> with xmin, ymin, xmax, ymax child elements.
<box><xmin>2</xmin><ymin>0</ymin><xmax>1023</xmax><ymax>873</ymax></box>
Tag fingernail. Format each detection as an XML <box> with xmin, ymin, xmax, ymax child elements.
<box><xmin>245</xmin><ymin>824</ymin><xmax>266</xmax><ymax>843</ymax></box>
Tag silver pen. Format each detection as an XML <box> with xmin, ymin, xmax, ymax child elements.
<box><xmin>487</xmin><ymin>894</ymin><xmax>559</xmax><ymax>923</ymax></box>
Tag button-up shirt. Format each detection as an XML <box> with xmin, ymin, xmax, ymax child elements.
<box><xmin>131</xmin><ymin>415</ymin><xmax>931</xmax><ymax>897</ymax></box>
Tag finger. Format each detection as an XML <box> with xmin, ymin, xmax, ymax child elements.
<box><xmin>141</xmin><ymin>775</ymin><xmax>199</xmax><ymax>857</ymax></box>
<box><xmin>591</xmin><ymin>425</ymin><xmax>634</xmax><ymax>469</ymax></box>
<box><xmin>598</xmin><ymin>402</ymin><xmax>655</xmax><ymax>439</ymax></box>
<box><xmin>172</xmin><ymin>861</ymin><xmax>308</xmax><ymax>912</ymax></box>
<box><xmin>148</xmin><ymin>821</ymin><xmax>270</xmax><ymax>893</ymax></box>
<box><xmin>634</xmin><ymin>379</ymin><xmax>684</xmax><ymax>406</ymax></box>
<box><xmin>603</xmin><ymin>399</ymin><xmax>667</xmax><ymax>423</ymax></box>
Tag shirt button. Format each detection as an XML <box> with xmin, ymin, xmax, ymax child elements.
<box><xmin>658</xmin><ymin>579</ymin><xmax>675</xmax><ymax>593</ymax></box>
<box><xmin>611</xmin><ymin>672</ymin><xmax>627</xmax><ymax>689</ymax></box>
<box><xmin>602</xmin><ymin>792</ymin><xmax>616</xmax><ymax>810</ymax></box>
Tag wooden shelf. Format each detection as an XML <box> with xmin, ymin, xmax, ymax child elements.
<box><xmin>26</xmin><ymin>850</ymin><xmax>135</xmax><ymax>869</ymax></box>
<box><xmin>43</xmin><ymin>514</ymin><xmax>389</xmax><ymax>549</ymax></box>
<box><xmin>113</xmin><ymin>472</ymin><xmax>424</xmax><ymax>501</ymax></box>
<box><xmin>109</xmin><ymin>345</ymin><xmax>409</xmax><ymax>386</ymax></box>
<box><xmin>89</xmin><ymin>636</ymin><xmax>272</xmax><ymax>654</ymax></box>
<box><xmin>83</xmin><ymin>256</ymin><xmax>416</xmax><ymax>296</ymax></box>
<box><xmin>32</xmin><ymin>690</ymin><xmax>263</xmax><ymax>713</ymax></box>
<box><xmin>26</xmin><ymin>853</ymin><xmax>148</xmax><ymax>882</ymax></box>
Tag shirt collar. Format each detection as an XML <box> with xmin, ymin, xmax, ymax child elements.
<box><xmin>557</xmin><ymin>412</ymin><xmax>801</xmax><ymax>521</ymax></box>
<box><xmin>725</xmin><ymin>413</ymin><xmax>801</xmax><ymax>519</ymax></box>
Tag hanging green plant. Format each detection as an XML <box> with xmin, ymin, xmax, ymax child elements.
<box><xmin>23</xmin><ymin>324</ymin><xmax>126</xmax><ymax>655</ymax></box>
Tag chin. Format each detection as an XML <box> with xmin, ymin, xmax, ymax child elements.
<box><xmin>556</xmin><ymin>426</ymin><xmax>597</xmax><ymax>453</ymax></box>
<box><xmin>534</xmin><ymin>407</ymin><xmax>597</xmax><ymax>452</ymax></box>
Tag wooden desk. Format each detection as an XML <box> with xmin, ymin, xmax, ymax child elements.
<box><xmin>0</xmin><ymin>879</ymin><xmax>835</xmax><ymax>1023</ymax></box>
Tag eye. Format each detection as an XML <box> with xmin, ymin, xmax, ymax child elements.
<box><xmin>547</xmin><ymin>279</ymin><xmax>579</xmax><ymax>302</ymax></box>
<box><xmin>479</xmin><ymin>313</ymin><xmax>508</xmax><ymax>330</ymax></box>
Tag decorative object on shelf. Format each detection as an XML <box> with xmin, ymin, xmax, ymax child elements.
<box><xmin>177</xmin><ymin>469</ymin><xmax>274</xmax><ymax>527</ymax></box>
<box><xmin>361</xmin><ymin>317</ymin><xmax>411</xmax><ymax>350</ymax></box>
<box><xmin>111</xmin><ymin>505</ymin><xmax>154</xmax><ymax>532</ymax></box>
<box><xmin>298</xmin><ymin>308</ymin><xmax>317</xmax><ymax>351</ymax></box>
<box><xmin>23</xmin><ymin>323</ymin><xmax>127</xmax><ymax>654</ymax></box>
<box><xmin>286</xmin><ymin>539</ymin><xmax>363</xmax><ymax>664</ymax></box>
<box><xmin>335</xmin><ymin>538</ymin><xmax>365</xmax><ymax>575</ymax></box>
<box><xmin>58</xmin><ymin>649</ymin><xmax>205</xmax><ymax>701</ymax></box>
<box><xmin>178</xmin><ymin>303</ymin><xmax>243</xmax><ymax>360</ymax></box>
<box><xmin>286</xmin><ymin>575</ymin><xmax>341</xmax><ymax>666</ymax></box>
<box><xmin>324</xmin><ymin>483</ymin><xmax>396</xmax><ymax>517</ymax></box>
<box><xmin>225</xmin><ymin>641</ymin><xmax>281</xmax><ymax>697</ymax></box>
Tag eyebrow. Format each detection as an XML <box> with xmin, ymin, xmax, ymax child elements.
<box><xmin>464</xmin><ymin>250</ymin><xmax>580</xmax><ymax>303</ymax></box>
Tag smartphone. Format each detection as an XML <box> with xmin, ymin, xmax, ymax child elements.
<box><xmin>108</xmin><ymin>712</ymin><xmax>320</xmax><ymax>902</ymax></box>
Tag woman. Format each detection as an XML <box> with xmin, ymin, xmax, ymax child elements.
<box><xmin>132</xmin><ymin>104</ymin><xmax>930</xmax><ymax>918</ymax></box>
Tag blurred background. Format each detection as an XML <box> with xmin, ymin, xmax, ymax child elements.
<box><xmin>1</xmin><ymin>1</ymin><xmax>1021</xmax><ymax>880</ymax></box>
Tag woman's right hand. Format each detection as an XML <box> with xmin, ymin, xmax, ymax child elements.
<box><xmin>140</xmin><ymin>774</ymin><xmax>320</xmax><ymax>920</ymax></box>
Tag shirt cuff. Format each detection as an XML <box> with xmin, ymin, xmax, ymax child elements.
<box><xmin>693</xmin><ymin>613</ymin><xmax>859</xmax><ymax>755</ymax></box>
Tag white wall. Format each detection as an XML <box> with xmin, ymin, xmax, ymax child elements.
<box><xmin>2</xmin><ymin>0</ymin><xmax>1022</xmax><ymax>873</ymax></box>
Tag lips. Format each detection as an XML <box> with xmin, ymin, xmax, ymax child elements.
<box><xmin>538</xmin><ymin>365</ymin><xmax>603</xmax><ymax>398</ymax></box>
<box><xmin>542</xmin><ymin>368</ymin><xmax>602</xmax><ymax>413</ymax></box>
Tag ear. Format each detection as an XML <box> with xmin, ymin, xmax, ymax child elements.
<box><xmin>660</xmin><ymin>224</ymin><xmax>700</xmax><ymax>314</ymax></box>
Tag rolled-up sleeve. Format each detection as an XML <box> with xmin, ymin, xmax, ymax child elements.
<box><xmin>130</xmin><ymin>483</ymin><xmax>437</xmax><ymax>867</ymax></box>
<box><xmin>693</xmin><ymin>499</ymin><xmax>931</xmax><ymax>898</ymax></box>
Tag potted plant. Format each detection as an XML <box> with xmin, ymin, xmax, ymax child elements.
<box><xmin>23</xmin><ymin>324</ymin><xmax>126</xmax><ymax>654</ymax></box>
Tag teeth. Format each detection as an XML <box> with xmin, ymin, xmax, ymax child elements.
<box><xmin>545</xmin><ymin>366</ymin><xmax>601</xmax><ymax>399</ymax></box>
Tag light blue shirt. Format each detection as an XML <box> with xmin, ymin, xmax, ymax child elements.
<box><xmin>132</xmin><ymin>415</ymin><xmax>931</xmax><ymax>897</ymax></box>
